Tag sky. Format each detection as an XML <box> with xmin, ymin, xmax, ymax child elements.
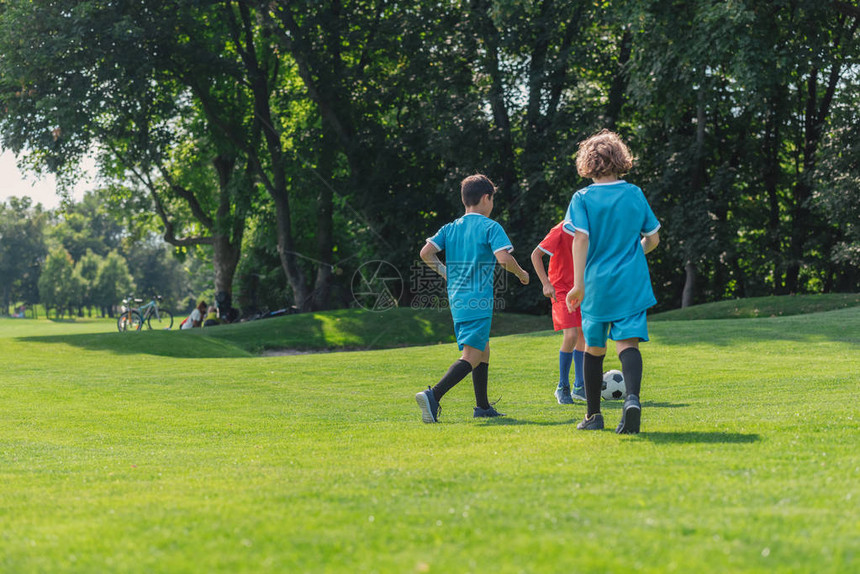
<box><xmin>0</xmin><ymin>149</ymin><xmax>92</xmax><ymax>209</ymax></box>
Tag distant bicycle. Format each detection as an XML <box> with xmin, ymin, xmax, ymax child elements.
<box><xmin>117</xmin><ymin>296</ymin><xmax>174</xmax><ymax>332</ymax></box>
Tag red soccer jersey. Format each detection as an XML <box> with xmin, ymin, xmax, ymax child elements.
<box><xmin>538</xmin><ymin>222</ymin><xmax>575</xmax><ymax>292</ymax></box>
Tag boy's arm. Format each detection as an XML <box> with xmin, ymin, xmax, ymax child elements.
<box><xmin>530</xmin><ymin>247</ymin><xmax>557</xmax><ymax>302</ymax></box>
<box><xmin>420</xmin><ymin>242</ymin><xmax>447</xmax><ymax>280</ymax></box>
<box><xmin>496</xmin><ymin>250</ymin><xmax>530</xmax><ymax>285</ymax></box>
<box><xmin>565</xmin><ymin>233</ymin><xmax>588</xmax><ymax>311</ymax></box>
<box><xmin>642</xmin><ymin>231</ymin><xmax>660</xmax><ymax>254</ymax></box>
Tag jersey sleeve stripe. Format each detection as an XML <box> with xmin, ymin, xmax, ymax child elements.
<box><xmin>493</xmin><ymin>245</ymin><xmax>514</xmax><ymax>254</ymax></box>
<box><xmin>538</xmin><ymin>246</ymin><xmax>553</xmax><ymax>256</ymax></box>
<box><xmin>641</xmin><ymin>223</ymin><xmax>661</xmax><ymax>237</ymax></box>
<box><xmin>426</xmin><ymin>239</ymin><xmax>442</xmax><ymax>250</ymax></box>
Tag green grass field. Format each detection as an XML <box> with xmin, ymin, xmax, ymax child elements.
<box><xmin>0</xmin><ymin>297</ymin><xmax>858</xmax><ymax>573</ymax></box>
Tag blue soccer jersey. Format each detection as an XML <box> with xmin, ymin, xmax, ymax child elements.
<box><xmin>563</xmin><ymin>181</ymin><xmax>660</xmax><ymax>321</ymax></box>
<box><xmin>427</xmin><ymin>213</ymin><xmax>514</xmax><ymax>322</ymax></box>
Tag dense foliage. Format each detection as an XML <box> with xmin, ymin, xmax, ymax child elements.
<box><xmin>0</xmin><ymin>1</ymin><xmax>857</xmax><ymax>315</ymax></box>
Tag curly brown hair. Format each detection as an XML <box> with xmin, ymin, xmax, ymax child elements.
<box><xmin>575</xmin><ymin>129</ymin><xmax>633</xmax><ymax>179</ymax></box>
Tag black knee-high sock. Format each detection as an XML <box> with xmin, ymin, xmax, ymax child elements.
<box><xmin>619</xmin><ymin>347</ymin><xmax>642</xmax><ymax>398</ymax></box>
<box><xmin>583</xmin><ymin>352</ymin><xmax>605</xmax><ymax>417</ymax></box>
<box><xmin>472</xmin><ymin>362</ymin><xmax>490</xmax><ymax>409</ymax></box>
<box><xmin>432</xmin><ymin>359</ymin><xmax>473</xmax><ymax>401</ymax></box>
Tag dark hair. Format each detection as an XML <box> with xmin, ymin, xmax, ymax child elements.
<box><xmin>575</xmin><ymin>129</ymin><xmax>633</xmax><ymax>179</ymax></box>
<box><xmin>460</xmin><ymin>174</ymin><xmax>496</xmax><ymax>206</ymax></box>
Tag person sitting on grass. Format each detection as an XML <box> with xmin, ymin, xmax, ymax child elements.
<box><xmin>564</xmin><ymin>130</ymin><xmax>661</xmax><ymax>434</ymax></box>
<box><xmin>531</xmin><ymin>221</ymin><xmax>586</xmax><ymax>404</ymax></box>
<box><xmin>203</xmin><ymin>305</ymin><xmax>220</xmax><ymax>327</ymax></box>
<box><xmin>181</xmin><ymin>300</ymin><xmax>207</xmax><ymax>330</ymax></box>
<box><xmin>416</xmin><ymin>174</ymin><xmax>529</xmax><ymax>423</ymax></box>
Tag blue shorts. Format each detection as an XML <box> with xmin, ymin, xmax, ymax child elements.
<box><xmin>453</xmin><ymin>317</ymin><xmax>492</xmax><ymax>351</ymax></box>
<box><xmin>582</xmin><ymin>310</ymin><xmax>649</xmax><ymax>348</ymax></box>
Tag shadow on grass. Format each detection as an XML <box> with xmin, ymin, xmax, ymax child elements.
<box><xmin>636</xmin><ymin>431</ymin><xmax>760</xmax><ymax>444</ymax></box>
<box><xmin>643</xmin><ymin>401</ymin><xmax>689</xmax><ymax>409</ymax></box>
<box><xmin>473</xmin><ymin>417</ymin><xmax>574</xmax><ymax>427</ymax></box>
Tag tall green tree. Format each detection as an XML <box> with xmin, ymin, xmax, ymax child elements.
<box><xmin>0</xmin><ymin>0</ymin><xmax>250</xmax><ymax>305</ymax></box>
<box><xmin>0</xmin><ymin>197</ymin><xmax>48</xmax><ymax>314</ymax></box>
<box><xmin>38</xmin><ymin>247</ymin><xmax>83</xmax><ymax>318</ymax></box>
<box><xmin>92</xmin><ymin>250</ymin><xmax>135</xmax><ymax>317</ymax></box>
<box><xmin>75</xmin><ymin>249</ymin><xmax>102</xmax><ymax>316</ymax></box>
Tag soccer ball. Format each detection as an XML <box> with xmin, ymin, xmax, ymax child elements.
<box><xmin>601</xmin><ymin>370</ymin><xmax>626</xmax><ymax>400</ymax></box>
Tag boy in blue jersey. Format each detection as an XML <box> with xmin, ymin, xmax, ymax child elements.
<box><xmin>416</xmin><ymin>175</ymin><xmax>530</xmax><ymax>423</ymax></box>
<box><xmin>564</xmin><ymin>130</ymin><xmax>661</xmax><ymax>434</ymax></box>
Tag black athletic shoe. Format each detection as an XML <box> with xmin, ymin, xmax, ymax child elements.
<box><xmin>616</xmin><ymin>394</ymin><xmax>641</xmax><ymax>434</ymax></box>
<box><xmin>473</xmin><ymin>405</ymin><xmax>506</xmax><ymax>418</ymax></box>
<box><xmin>576</xmin><ymin>412</ymin><xmax>604</xmax><ymax>430</ymax></box>
<box><xmin>554</xmin><ymin>386</ymin><xmax>574</xmax><ymax>405</ymax></box>
<box><xmin>415</xmin><ymin>387</ymin><xmax>441</xmax><ymax>423</ymax></box>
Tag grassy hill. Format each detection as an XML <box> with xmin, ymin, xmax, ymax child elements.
<box><xmin>651</xmin><ymin>292</ymin><xmax>860</xmax><ymax>321</ymax></box>
<box><xmin>14</xmin><ymin>308</ymin><xmax>550</xmax><ymax>358</ymax></box>
<box><xmin>8</xmin><ymin>294</ymin><xmax>857</xmax><ymax>358</ymax></box>
<box><xmin>0</xmin><ymin>302</ymin><xmax>857</xmax><ymax>572</ymax></box>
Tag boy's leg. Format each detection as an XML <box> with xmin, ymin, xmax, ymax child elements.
<box><xmin>552</xmin><ymin>291</ymin><xmax>578</xmax><ymax>404</ymax></box>
<box><xmin>434</xmin><ymin>318</ymin><xmax>491</xmax><ymax>400</ymax></box>
<box><xmin>467</xmin><ymin>344</ymin><xmax>491</xmax><ymax>410</ymax></box>
<box><xmin>470</xmin><ymin>343</ymin><xmax>505</xmax><ymax>419</ymax></box>
<box><xmin>616</xmin><ymin>340</ymin><xmax>642</xmax><ymax>397</ymax></box>
<box><xmin>609</xmin><ymin>311</ymin><xmax>648</xmax><ymax>434</ymax></box>
<box><xmin>576</xmin><ymin>317</ymin><xmax>608</xmax><ymax>430</ymax></box>
<box><xmin>555</xmin><ymin>329</ymin><xmax>576</xmax><ymax>404</ymax></box>
<box><xmin>559</xmin><ymin>329</ymin><xmax>576</xmax><ymax>388</ymax></box>
<box><xmin>432</xmin><ymin>358</ymin><xmax>474</xmax><ymax>401</ymax></box>
<box><xmin>615</xmin><ymin>339</ymin><xmax>642</xmax><ymax>434</ymax></box>
<box><xmin>469</xmin><ymin>344</ymin><xmax>504</xmax><ymax>417</ymax></box>
<box><xmin>572</xmin><ymin>327</ymin><xmax>586</xmax><ymax>401</ymax></box>
<box><xmin>450</xmin><ymin>318</ymin><xmax>502</xmax><ymax>417</ymax></box>
<box><xmin>576</xmin><ymin>346</ymin><xmax>606</xmax><ymax>429</ymax></box>
<box><xmin>583</xmin><ymin>346</ymin><xmax>606</xmax><ymax>417</ymax></box>
<box><xmin>560</xmin><ymin>328</ymin><xmax>577</xmax><ymax>353</ymax></box>
<box><xmin>416</xmin><ymin>357</ymin><xmax>473</xmax><ymax>423</ymax></box>
<box><xmin>417</xmin><ymin>319</ymin><xmax>489</xmax><ymax>423</ymax></box>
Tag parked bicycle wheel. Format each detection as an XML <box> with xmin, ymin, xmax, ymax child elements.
<box><xmin>117</xmin><ymin>310</ymin><xmax>143</xmax><ymax>332</ymax></box>
<box><xmin>147</xmin><ymin>310</ymin><xmax>174</xmax><ymax>330</ymax></box>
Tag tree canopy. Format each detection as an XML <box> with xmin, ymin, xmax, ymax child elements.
<box><xmin>1</xmin><ymin>0</ymin><xmax>857</xmax><ymax>314</ymax></box>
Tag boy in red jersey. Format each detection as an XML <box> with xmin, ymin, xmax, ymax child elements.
<box><xmin>531</xmin><ymin>222</ymin><xmax>586</xmax><ymax>404</ymax></box>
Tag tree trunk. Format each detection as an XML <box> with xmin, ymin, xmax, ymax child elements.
<box><xmin>605</xmin><ymin>29</ymin><xmax>632</xmax><ymax>130</ymax></box>
<box><xmin>312</xmin><ymin>125</ymin><xmax>336</xmax><ymax>310</ymax></box>
<box><xmin>212</xmin><ymin>234</ymin><xmax>240</xmax><ymax>300</ymax></box>
<box><xmin>273</xmin><ymin>192</ymin><xmax>310</xmax><ymax>309</ymax></box>
<box><xmin>211</xmin><ymin>155</ymin><xmax>244</xmax><ymax>307</ymax></box>
<box><xmin>762</xmin><ymin>101</ymin><xmax>785</xmax><ymax>294</ymax></box>
<box><xmin>681</xmin><ymin>261</ymin><xmax>696</xmax><ymax>308</ymax></box>
<box><xmin>681</xmin><ymin>91</ymin><xmax>707</xmax><ymax>307</ymax></box>
<box><xmin>232</xmin><ymin>3</ymin><xmax>311</xmax><ymax>310</ymax></box>
<box><xmin>471</xmin><ymin>0</ymin><xmax>518</xmax><ymax>205</ymax></box>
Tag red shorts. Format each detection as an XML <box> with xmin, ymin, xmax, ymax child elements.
<box><xmin>551</xmin><ymin>291</ymin><xmax>582</xmax><ymax>331</ymax></box>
